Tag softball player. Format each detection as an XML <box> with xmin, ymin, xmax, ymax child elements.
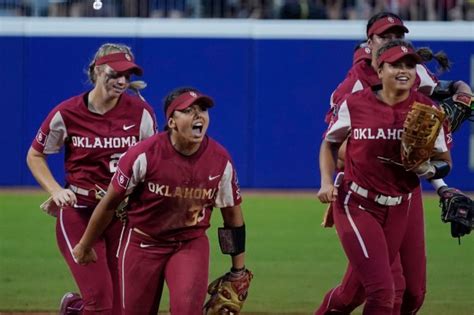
<box><xmin>72</xmin><ymin>87</ymin><xmax>248</xmax><ymax>315</ymax></box>
<box><xmin>316</xmin><ymin>12</ymin><xmax>472</xmax><ymax>315</ymax></box>
<box><xmin>26</xmin><ymin>43</ymin><xmax>157</xmax><ymax>315</ymax></box>
<box><xmin>318</xmin><ymin>40</ymin><xmax>451</xmax><ymax>315</ymax></box>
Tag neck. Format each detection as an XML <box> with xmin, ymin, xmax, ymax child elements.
<box><xmin>170</xmin><ymin>132</ymin><xmax>201</xmax><ymax>156</ymax></box>
<box><xmin>88</xmin><ymin>88</ymin><xmax>119</xmax><ymax>114</ymax></box>
<box><xmin>378</xmin><ymin>88</ymin><xmax>409</xmax><ymax>106</ymax></box>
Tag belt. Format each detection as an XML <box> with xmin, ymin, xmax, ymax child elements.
<box><xmin>349</xmin><ymin>182</ymin><xmax>411</xmax><ymax>206</ymax></box>
<box><xmin>69</xmin><ymin>184</ymin><xmax>105</xmax><ymax>199</ymax></box>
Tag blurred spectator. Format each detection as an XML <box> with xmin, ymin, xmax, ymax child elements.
<box><xmin>279</xmin><ymin>0</ymin><xmax>327</xmax><ymax>19</ymax></box>
<box><xmin>0</xmin><ymin>0</ymin><xmax>472</xmax><ymax>19</ymax></box>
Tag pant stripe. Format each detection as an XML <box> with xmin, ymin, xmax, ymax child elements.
<box><xmin>343</xmin><ymin>191</ymin><xmax>369</xmax><ymax>258</ymax></box>
<box><xmin>59</xmin><ymin>208</ymin><xmax>78</xmax><ymax>263</ymax></box>
<box><xmin>121</xmin><ymin>228</ymin><xmax>133</xmax><ymax>309</ymax></box>
<box><xmin>116</xmin><ymin>223</ymin><xmax>126</xmax><ymax>258</ymax></box>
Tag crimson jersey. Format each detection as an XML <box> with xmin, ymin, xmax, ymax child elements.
<box><xmin>111</xmin><ymin>132</ymin><xmax>242</xmax><ymax>241</ymax></box>
<box><xmin>326</xmin><ymin>60</ymin><xmax>438</xmax><ymax>123</ymax></box>
<box><xmin>325</xmin><ymin>88</ymin><xmax>449</xmax><ymax>195</ymax></box>
<box><xmin>31</xmin><ymin>92</ymin><xmax>157</xmax><ymax>205</ymax></box>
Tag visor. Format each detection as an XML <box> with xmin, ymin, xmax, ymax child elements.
<box><xmin>95</xmin><ymin>52</ymin><xmax>143</xmax><ymax>76</ymax></box>
<box><xmin>367</xmin><ymin>16</ymin><xmax>409</xmax><ymax>38</ymax></box>
<box><xmin>377</xmin><ymin>45</ymin><xmax>422</xmax><ymax>66</ymax></box>
<box><xmin>166</xmin><ymin>91</ymin><xmax>214</xmax><ymax>120</ymax></box>
<box><xmin>353</xmin><ymin>46</ymin><xmax>372</xmax><ymax>65</ymax></box>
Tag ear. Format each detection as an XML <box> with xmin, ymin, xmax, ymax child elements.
<box><xmin>377</xmin><ymin>65</ymin><xmax>383</xmax><ymax>79</ymax></box>
<box><xmin>168</xmin><ymin>117</ymin><xmax>176</xmax><ymax>130</ymax></box>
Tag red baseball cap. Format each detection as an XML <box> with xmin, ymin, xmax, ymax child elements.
<box><xmin>95</xmin><ymin>52</ymin><xmax>143</xmax><ymax>76</ymax></box>
<box><xmin>377</xmin><ymin>45</ymin><xmax>422</xmax><ymax>66</ymax></box>
<box><xmin>367</xmin><ymin>16</ymin><xmax>409</xmax><ymax>38</ymax></box>
<box><xmin>353</xmin><ymin>46</ymin><xmax>372</xmax><ymax>65</ymax></box>
<box><xmin>166</xmin><ymin>91</ymin><xmax>214</xmax><ymax>120</ymax></box>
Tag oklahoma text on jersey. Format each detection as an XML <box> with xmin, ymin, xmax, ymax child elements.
<box><xmin>352</xmin><ymin>128</ymin><xmax>403</xmax><ymax>140</ymax></box>
<box><xmin>71</xmin><ymin>136</ymin><xmax>138</xmax><ymax>149</ymax></box>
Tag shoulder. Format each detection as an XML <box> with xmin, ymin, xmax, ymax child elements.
<box><xmin>206</xmin><ymin>137</ymin><xmax>232</xmax><ymax>160</ymax></box>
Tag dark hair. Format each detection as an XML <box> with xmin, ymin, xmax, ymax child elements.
<box><xmin>416</xmin><ymin>47</ymin><xmax>451</xmax><ymax>73</ymax></box>
<box><xmin>375</xmin><ymin>39</ymin><xmax>417</xmax><ymax>67</ymax></box>
<box><xmin>163</xmin><ymin>86</ymin><xmax>201</xmax><ymax>131</ymax></box>
<box><xmin>366</xmin><ymin>11</ymin><xmax>403</xmax><ymax>37</ymax></box>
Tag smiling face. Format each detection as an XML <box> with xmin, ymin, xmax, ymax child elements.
<box><xmin>94</xmin><ymin>64</ymin><xmax>132</xmax><ymax>99</ymax></box>
<box><xmin>378</xmin><ymin>56</ymin><xmax>417</xmax><ymax>94</ymax></box>
<box><xmin>168</xmin><ymin>103</ymin><xmax>210</xmax><ymax>152</ymax></box>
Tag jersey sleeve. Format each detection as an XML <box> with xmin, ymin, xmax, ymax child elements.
<box><xmin>139</xmin><ymin>107</ymin><xmax>158</xmax><ymax>140</ymax></box>
<box><xmin>215</xmin><ymin>160</ymin><xmax>242</xmax><ymax>208</ymax></box>
<box><xmin>415</xmin><ymin>64</ymin><xmax>438</xmax><ymax>96</ymax></box>
<box><xmin>111</xmin><ymin>146</ymin><xmax>148</xmax><ymax>197</ymax></box>
<box><xmin>326</xmin><ymin>71</ymin><xmax>364</xmax><ymax>124</ymax></box>
<box><xmin>31</xmin><ymin>108</ymin><xmax>68</xmax><ymax>154</ymax></box>
<box><xmin>324</xmin><ymin>100</ymin><xmax>351</xmax><ymax>143</ymax></box>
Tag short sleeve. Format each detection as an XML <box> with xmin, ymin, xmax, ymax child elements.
<box><xmin>215</xmin><ymin>160</ymin><xmax>242</xmax><ymax>208</ymax></box>
<box><xmin>31</xmin><ymin>110</ymin><xmax>68</xmax><ymax>154</ymax></box>
<box><xmin>324</xmin><ymin>100</ymin><xmax>351</xmax><ymax>143</ymax></box>
<box><xmin>111</xmin><ymin>148</ymin><xmax>148</xmax><ymax>196</ymax></box>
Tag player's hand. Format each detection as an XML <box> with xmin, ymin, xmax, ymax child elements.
<box><xmin>51</xmin><ymin>188</ymin><xmax>77</xmax><ymax>207</ymax></box>
<box><xmin>317</xmin><ymin>184</ymin><xmax>337</xmax><ymax>203</ymax></box>
<box><xmin>72</xmin><ymin>243</ymin><xmax>97</xmax><ymax>265</ymax></box>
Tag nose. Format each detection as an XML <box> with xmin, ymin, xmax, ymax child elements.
<box><xmin>116</xmin><ymin>76</ymin><xmax>127</xmax><ymax>84</ymax></box>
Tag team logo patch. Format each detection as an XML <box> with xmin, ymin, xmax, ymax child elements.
<box><xmin>36</xmin><ymin>130</ymin><xmax>47</xmax><ymax>146</ymax></box>
<box><xmin>388</xmin><ymin>16</ymin><xmax>395</xmax><ymax>23</ymax></box>
<box><xmin>364</xmin><ymin>47</ymin><xmax>371</xmax><ymax>54</ymax></box>
<box><xmin>115</xmin><ymin>168</ymin><xmax>130</xmax><ymax>189</ymax></box>
<box><xmin>401</xmin><ymin>46</ymin><xmax>408</xmax><ymax>53</ymax></box>
<box><xmin>189</xmin><ymin>91</ymin><xmax>197</xmax><ymax>98</ymax></box>
<box><xmin>125</xmin><ymin>53</ymin><xmax>132</xmax><ymax>61</ymax></box>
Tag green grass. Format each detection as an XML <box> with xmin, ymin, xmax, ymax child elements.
<box><xmin>0</xmin><ymin>192</ymin><xmax>473</xmax><ymax>314</ymax></box>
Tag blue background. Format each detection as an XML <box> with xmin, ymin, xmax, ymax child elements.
<box><xmin>2</xmin><ymin>35</ymin><xmax>472</xmax><ymax>189</ymax></box>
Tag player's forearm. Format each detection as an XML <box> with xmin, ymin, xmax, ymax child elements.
<box><xmin>319</xmin><ymin>140</ymin><xmax>339</xmax><ymax>186</ymax></box>
<box><xmin>452</xmin><ymin>80</ymin><xmax>472</xmax><ymax>95</ymax></box>
<box><xmin>231</xmin><ymin>252</ymin><xmax>246</xmax><ymax>270</ymax></box>
<box><xmin>26</xmin><ymin>147</ymin><xmax>63</xmax><ymax>195</ymax></box>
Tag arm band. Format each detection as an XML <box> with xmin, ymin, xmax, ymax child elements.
<box><xmin>431</xmin><ymin>160</ymin><xmax>451</xmax><ymax>179</ymax></box>
<box><xmin>218</xmin><ymin>224</ymin><xmax>245</xmax><ymax>256</ymax></box>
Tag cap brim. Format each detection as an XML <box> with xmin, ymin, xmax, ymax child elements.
<box><xmin>383</xmin><ymin>52</ymin><xmax>422</xmax><ymax>64</ymax></box>
<box><xmin>374</xmin><ymin>24</ymin><xmax>409</xmax><ymax>36</ymax></box>
<box><xmin>108</xmin><ymin>61</ymin><xmax>143</xmax><ymax>76</ymax></box>
<box><xmin>175</xmin><ymin>96</ymin><xmax>215</xmax><ymax>111</ymax></box>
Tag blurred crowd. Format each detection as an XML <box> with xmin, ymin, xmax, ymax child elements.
<box><xmin>2</xmin><ymin>0</ymin><xmax>473</xmax><ymax>20</ymax></box>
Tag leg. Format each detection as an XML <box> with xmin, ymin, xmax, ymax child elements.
<box><xmin>166</xmin><ymin>235</ymin><xmax>210</xmax><ymax>314</ymax></box>
<box><xmin>56</xmin><ymin>208</ymin><xmax>114</xmax><ymax>315</ymax></box>
<box><xmin>314</xmin><ymin>264</ymin><xmax>366</xmax><ymax>315</ymax></box>
<box><xmin>104</xmin><ymin>219</ymin><xmax>126</xmax><ymax>315</ymax></box>
<box><xmin>119</xmin><ymin>229</ymin><xmax>170</xmax><ymax>315</ymax></box>
<box><xmin>399</xmin><ymin>187</ymin><xmax>426</xmax><ymax>314</ymax></box>
<box><xmin>332</xmin><ymin>193</ymin><xmax>395</xmax><ymax>315</ymax></box>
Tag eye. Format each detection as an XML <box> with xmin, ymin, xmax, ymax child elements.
<box><xmin>181</xmin><ymin>107</ymin><xmax>194</xmax><ymax>114</ymax></box>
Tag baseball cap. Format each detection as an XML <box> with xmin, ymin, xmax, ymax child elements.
<box><xmin>367</xmin><ymin>16</ymin><xmax>409</xmax><ymax>38</ymax></box>
<box><xmin>166</xmin><ymin>91</ymin><xmax>214</xmax><ymax>120</ymax></box>
<box><xmin>95</xmin><ymin>52</ymin><xmax>143</xmax><ymax>76</ymax></box>
<box><xmin>377</xmin><ymin>45</ymin><xmax>422</xmax><ymax>67</ymax></box>
<box><xmin>353</xmin><ymin>46</ymin><xmax>372</xmax><ymax>65</ymax></box>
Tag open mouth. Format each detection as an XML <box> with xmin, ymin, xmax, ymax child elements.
<box><xmin>192</xmin><ymin>122</ymin><xmax>204</xmax><ymax>136</ymax></box>
<box><xmin>395</xmin><ymin>75</ymin><xmax>409</xmax><ymax>82</ymax></box>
